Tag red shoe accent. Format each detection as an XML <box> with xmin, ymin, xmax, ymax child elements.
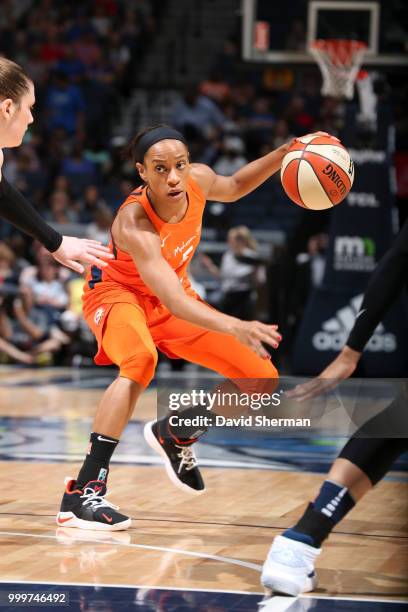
<box><xmin>102</xmin><ymin>513</ymin><xmax>112</xmax><ymax>523</ymax></box>
<box><xmin>57</xmin><ymin>516</ymin><xmax>73</xmax><ymax>524</ymax></box>
<box><xmin>65</xmin><ymin>480</ymin><xmax>83</xmax><ymax>495</ymax></box>
<box><xmin>166</xmin><ymin>420</ymin><xmax>196</xmax><ymax>445</ymax></box>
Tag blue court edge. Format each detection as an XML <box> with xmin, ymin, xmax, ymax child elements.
<box><xmin>0</xmin><ymin>583</ymin><xmax>405</xmax><ymax>612</ymax></box>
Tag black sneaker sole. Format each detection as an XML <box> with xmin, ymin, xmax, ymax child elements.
<box><xmin>143</xmin><ymin>420</ymin><xmax>205</xmax><ymax>496</ymax></box>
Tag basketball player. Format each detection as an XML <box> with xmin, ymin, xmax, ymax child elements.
<box><xmin>262</xmin><ymin>216</ymin><xmax>408</xmax><ymax>595</ymax></box>
<box><xmin>0</xmin><ymin>58</ymin><xmax>112</xmax><ymax>272</ymax></box>
<box><xmin>57</xmin><ymin>125</ymin><xmax>330</xmax><ymax>530</ymax></box>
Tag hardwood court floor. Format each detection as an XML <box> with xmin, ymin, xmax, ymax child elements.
<box><xmin>0</xmin><ymin>368</ymin><xmax>407</xmax><ymax>601</ymax></box>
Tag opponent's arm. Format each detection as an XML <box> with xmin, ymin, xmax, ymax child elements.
<box><xmin>0</xmin><ymin>174</ymin><xmax>63</xmax><ymax>251</ymax></box>
<box><xmin>112</xmin><ymin>206</ymin><xmax>282</xmax><ymax>358</ymax></box>
<box><xmin>0</xmin><ymin>174</ymin><xmax>113</xmax><ymax>273</ymax></box>
<box><xmin>346</xmin><ymin>217</ymin><xmax>408</xmax><ymax>352</ymax></box>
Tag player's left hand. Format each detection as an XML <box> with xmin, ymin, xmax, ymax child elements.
<box><xmin>51</xmin><ymin>236</ymin><xmax>114</xmax><ymax>274</ymax></box>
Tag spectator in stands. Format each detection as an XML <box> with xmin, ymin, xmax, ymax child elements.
<box><xmin>8</xmin><ymin>286</ymin><xmax>69</xmax><ymax>364</ymax></box>
<box><xmin>78</xmin><ymin>185</ymin><xmax>108</xmax><ymax>224</ymax></box>
<box><xmin>200</xmin><ymin>226</ymin><xmax>263</xmax><ymax>320</ymax></box>
<box><xmin>53</xmin><ymin>174</ymin><xmax>71</xmax><ymax>195</ymax></box>
<box><xmin>271</xmin><ymin>119</ymin><xmax>295</xmax><ymax>149</ymax></box>
<box><xmin>84</xmin><ymin>138</ymin><xmax>112</xmax><ymax>175</ymax></box>
<box><xmin>285</xmin><ymin>95</ymin><xmax>315</xmax><ymax>134</ymax></box>
<box><xmin>222</xmin><ymin>102</ymin><xmax>244</xmax><ymax>137</ymax></box>
<box><xmin>23</xmin><ymin>43</ymin><xmax>49</xmax><ymax>87</ymax></box>
<box><xmin>56</xmin><ymin>45</ymin><xmax>85</xmax><ymax>83</ymax></box>
<box><xmin>199</xmin><ymin>70</ymin><xmax>231</xmax><ymax>106</ymax></box>
<box><xmin>39</xmin><ymin>23</ymin><xmax>65</xmax><ymax>65</ymax></box>
<box><xmin>213</xmin><ymin>136</ymin><xmax>247</xmax><ymax>176</ymax></box>
<box><xmin>0</xmin><ymin>294</ymin><xmax>33</xmax><ymax>365</ymax></box>
<box><xmin>60</xmin><ymin>143</ymin><xmax>98</xmax><ymax>196</ymax></box>
<box><xmin>107</xmin><ymin>30</ymin><xmax>131</xmax><ymax>86</ymax></box>
<box><xmin>74</xmin><ymin>32</ymin><xmax>102</xmax><ymax>69</ymax></box>
<box><xmin>46</xmin><ymin>190</ymin><xmax>78</xmax><ymax>225</ymax></box>
<box><xmin>0</xmin><ymin>241</ymin><xmax>18</xmax><ymax>291</ymax></box>
<box><xmin>25</xmin><ymin>258</ymin><xmax>69</xmax><ymax>325</ymax></box>
<box><xmin>44</xmin><ymin>71</ymin><xmax>85</xmax><ymax>136</ymax></box>
<box><xmin>230</xmin><ymin>82</ymin><xmax>257</xmax><ymax>122</ymax></box>
<box><xmin>295</xmin><ymin>233</ymin><xmax>328</xmax><ymax>291</ymax></box>
<box><xmin>171</xmin><ymin>84</ymin><xmax>226</xmax><ymax>139</ymax></box>
<box><xmin>86</xmin><ymin>203</ymin><xmax>113</xmax><ymax>244</ymax></box>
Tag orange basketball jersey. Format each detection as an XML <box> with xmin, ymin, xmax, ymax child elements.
<box><xmin>83</xmin><ymin>176</ymin><xmax>206</xmax><ymax>314</ymax></box>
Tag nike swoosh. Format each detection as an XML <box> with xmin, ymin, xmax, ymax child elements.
<box><xmin>57</xmin><ymin>516</ymin><xmax>73</xmax><ymax>524</ymax></box>
<box><xmin>97</xmin><ymin>436</ymin><xmax>117</xmax><ymax>443</ymax></box>
<box><xmin>356</xmin><ymin>308</ymin><xmax>367</xmax><ymax>318</ymax></box>
<box><xmin>102</xmin><ymin>513</ymin><xmax>113</xmax><ymax>523</ymax></box>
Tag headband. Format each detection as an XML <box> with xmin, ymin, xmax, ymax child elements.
<box><xmin>135</xmin><ymin>127</ymin><xmax>188</xmax><ymax>162</ymax></box>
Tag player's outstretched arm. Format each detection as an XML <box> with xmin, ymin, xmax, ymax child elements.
<box><xmin>191</xmin><ymin>132</ymin><xmax>333</xmax><ymax>203</ymax></box>
<box><xmin>288</xmin><ymin>218</ymin><xmax>408</xmax><ymax>401</ymax></box>
<box><xmin>51</xmin><ymin>236</ymin><xmax>113</xmax><ymax>274</ymax></box>
<box><xmin>113</xmin><ymin>206</ymin><xmax>282</xmax><ymax>359</ymax></box>
<box><xmin>0</xmin><ymin>176</ymin><xmax>113</xmax><ymax>273</ymax></box>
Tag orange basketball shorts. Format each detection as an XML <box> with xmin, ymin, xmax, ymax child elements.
<box><xmin>83</xmin><ymin>284</ymin><xmax>278</xmax><ymax>388</ymax></box>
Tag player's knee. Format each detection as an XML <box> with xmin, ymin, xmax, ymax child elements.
<box><xmin>262</xmin><ymin>359</ymin><xmax>279</xmax><ymax>379</ymax></box>
<box><xmin>119</xmin><ymin>349</ymin><xmax>158</xmax><ymax>387</ymax></box>
<box><xmin>240</xmin><ymin>357</ymin><xmax>278</xmax><ymax>381</ymax></box>
<box><xmin>338</xmin><ymin>436</ymin><xmax>407</xmax><ymax>485</ymax></box>
<box><xmin>227</xmin><ymin>358</ymin><xmax>279</xmax><ymax>394</ymax></box>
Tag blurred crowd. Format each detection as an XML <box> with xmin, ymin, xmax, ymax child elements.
<box><xmin>0</xmin><ymin>0</ymin><xmax>406</xmax><ymax>368</ymax></box>
<box><xmin>0</xmin><ymin>0</ymin><xmax>165</xmax><ymax>365</ymax></box>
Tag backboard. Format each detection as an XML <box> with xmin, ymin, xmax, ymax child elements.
<box><xmin>242</xmin><ymin>0</ymin><xmax>408</xmax><ymax>66</ymax></box>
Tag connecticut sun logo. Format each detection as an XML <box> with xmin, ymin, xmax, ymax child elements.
<box><xmin>94</xmin><ymin>307</ymin><xmax>105</xmax><ymax>326</ymax></box>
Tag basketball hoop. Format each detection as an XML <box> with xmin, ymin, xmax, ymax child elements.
<box><xmin>310</xmin><ymin>39</ymin><xmax>368</xmax><ymax>100</ymax></box>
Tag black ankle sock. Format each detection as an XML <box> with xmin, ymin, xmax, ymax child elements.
<box><xmin>284</xmin><ymin>503</ymin><xmax>336</xmax><ymax>548</ymax></box>
<box><xmin>163</xmin><ymin>405</ymin><xmax>211</xmax><ymax>443</ymax></box>
<box><xmin>76</xmin><ymin>432</ymin><xmax>119</xmax><ymax>488</ymax></box>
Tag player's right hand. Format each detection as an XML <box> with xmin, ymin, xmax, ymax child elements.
<box><xmin>232</xmin><ymin>320</ymin><xmax>282</xmax><ymax>359</ymax></box>
<box><xmin>287</xmin><ymin>346</ymin><xmax>362</xmax><ymax>401</ymax></box>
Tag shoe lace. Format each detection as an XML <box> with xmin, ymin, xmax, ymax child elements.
<box><xmin>81</xmin><ymin>487</ymin><xmax>119</xmax><ymax>511</ymax></box>
<box><xmin>175</xmin><ymin>445</ymin><xmax>197</xmax><ymax>472</ymax></box>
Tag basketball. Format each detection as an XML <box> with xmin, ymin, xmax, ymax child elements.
<box><xmin>281</xmin><ymin>134</ymin><xmax>355</xmax><ymax>210</ymax></box>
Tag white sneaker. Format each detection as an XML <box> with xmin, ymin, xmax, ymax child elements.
<box><xmin>261</xmin><ymin>534</ymin><xmax>321</xmax><ymax>596</ymax></box>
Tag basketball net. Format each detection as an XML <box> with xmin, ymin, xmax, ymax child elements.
<box><xmin>310</xmin><ymin>39</ymin><xmax>367</xmax><ymax>100</ymax></box>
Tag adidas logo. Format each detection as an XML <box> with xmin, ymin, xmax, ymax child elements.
<box><xmin>312</xmin><ymin>294</ymin><xmax>397</xmax><ymax>352</ymax></box>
